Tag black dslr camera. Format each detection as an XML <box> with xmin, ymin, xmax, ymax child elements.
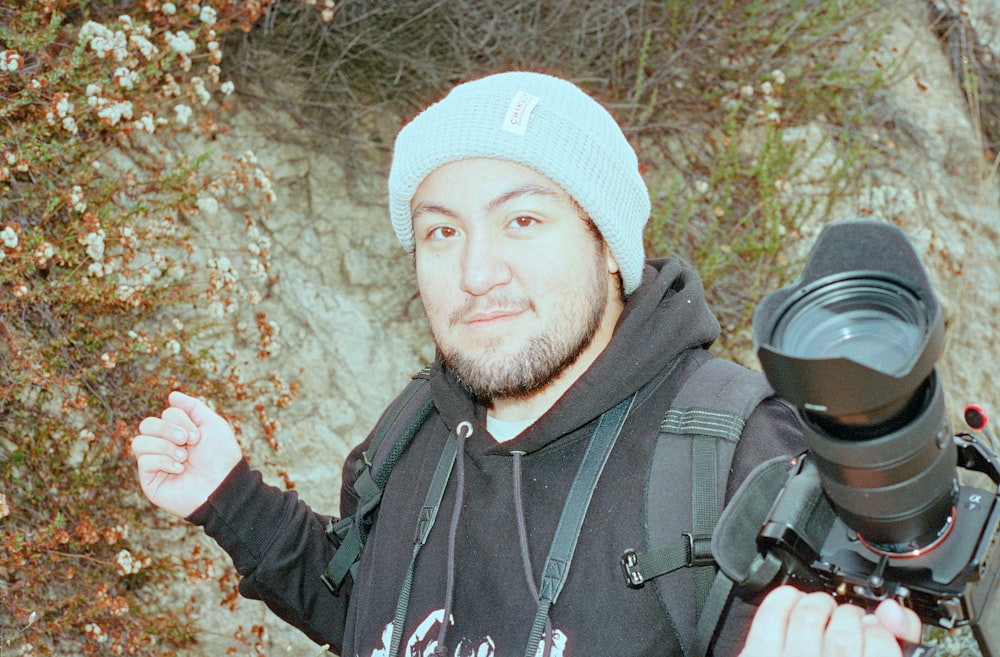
<box><xmin>713</xmin><ymin>221</ymin><xmax>1000</xmax><ymax>656</ymax></box>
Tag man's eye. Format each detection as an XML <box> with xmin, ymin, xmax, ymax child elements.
<box><xmin>427</xmin><ymin>226</ymin><xmax>457</xmax><ymax>240</ymax></box>
<box><xmin>510</xmin><ymin>216</ymin><xmax>538</xmax><ymax>228</ymax></box>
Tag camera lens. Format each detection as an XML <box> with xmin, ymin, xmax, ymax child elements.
<box><xmin>753</xmin><ymin>222</ymin><xmax>957</xmax><ymax>552</ymax></box>
<box><xmin>770</xmin><ymin>279</ymin><xmax>927</xmax><ymax>377</ymax></box>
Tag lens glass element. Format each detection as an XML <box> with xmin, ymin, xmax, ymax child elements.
<box><xmin>771</xmin><ymin>278</ymin><xmax>926</xmax><ymax>376</ymax></box>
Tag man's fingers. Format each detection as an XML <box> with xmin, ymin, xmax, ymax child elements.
<box><xmin>161</xmin><ymin>407</ymin><xmax>198</xmax><ymax>440</ymax></box>
<box><xmin>741</xmin><ymin>586</ymin><xmax>922</xmax><ymax>657</ymax></box>
<box><xmin>784</xmin><ymin>591</ymin><xmax>838</xmax><ymax>657</ymax></box>
<box><xmin>132</xmin><ymin>434</ymin><xmax>188</xmax><ymax>462</ymax></box>
<box><xmin>823</xmin><ymin>604</ymin><xmax>865</xmax><ymax>657</ymax></box>
<box><xmin>874</xmin><ymin>599</ymin><xmax>923</xmax><ymax>644</ymax></box>
<box><xmin>740</xmin><ymin>585</ymin><xmax>803</xmax><ymax>656</ymax></box>
<box><xmin>137</xmin><ymin>416</ymin><xmax>196</xmax><ymax>446</ymax></box>
<box><xmin>860</xmin><ymin>614</ymin><xmax>909</xmax><ymax>657</ymax></box>
<box><xmin>133</xmin><ymin>450</ymin><xmax>185</xmax><ymax>482</ymax></box>
<box><xmin>168</xmin><ymin>390</ymin><xmax>218</xmax><ymax>443</ymax></box>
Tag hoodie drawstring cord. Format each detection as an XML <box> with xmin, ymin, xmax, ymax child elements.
<box><xmin>388</xmin><ymin>422</ymin><xmax>464</xmax><ymax>657</ymax></box>
<box><xmin>432</xmin><ymin>421</ymin><xmax>473</xmax><ymax>657</ymax></box>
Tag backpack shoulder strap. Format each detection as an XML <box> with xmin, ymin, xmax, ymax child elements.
<box><xmin>322</xmin><ymin>366</ymin><xmax>434</xmax><ymax>593</ymax></box>
<box><xmin>620</xmin><ymin>356</ymin><xmax>774</xmax><ymax>653</ymax></box>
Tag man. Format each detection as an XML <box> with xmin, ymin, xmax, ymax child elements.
<box><xmin>133</xmin><ymin>71</ymin><xmax>921</xmax><ymax>656</ymax></box>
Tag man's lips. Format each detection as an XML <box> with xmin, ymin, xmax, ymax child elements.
<box><xmin>460</xmin><ymin>307</ymin><xmax>527</xmax><ymax>327</ymax></box>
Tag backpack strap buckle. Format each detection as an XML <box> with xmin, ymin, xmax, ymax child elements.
<box><xmin>619</xmin><ymin>531</ymin><xmax>716</xmax><ymax>589</ymax></box>
<box><xmin>620</xmin><ymin>548</ymin><xmax>645</xmax><ymax>587</ymax></box>
<box><xmin>685</xmin><ymin>532</ymin><xmax>715</xmax><ymax>568</ymax></box>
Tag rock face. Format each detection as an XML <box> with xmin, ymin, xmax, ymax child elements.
<box><xmin>164</xmin><ymin>1</ymin><xmax>1000</xmax><ymax>655</ymax></box>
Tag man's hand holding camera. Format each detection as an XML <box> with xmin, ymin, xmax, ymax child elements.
<box><xmin>740</xmin><ymin>586</ymin><xmax>923</xmax><ymax>657</ymax></box>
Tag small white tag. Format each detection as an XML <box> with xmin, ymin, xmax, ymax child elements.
<box><xmin>502</xmin><ymin>91</ymin><xmax>540</xmax><ymax>135</ymax></box>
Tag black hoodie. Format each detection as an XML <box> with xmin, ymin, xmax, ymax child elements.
<box><xmin>191</xmin><ymin>258</ymin><xmax>804</xmax><ymax>657</ymax></box>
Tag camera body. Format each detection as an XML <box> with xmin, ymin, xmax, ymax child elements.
<box><xmin>754</xmin><ymin>445</ymin><xmax>1000</xmax><ymax>655</ymax></box>
<box><xmin>721</xmin><ymin>220</ymin><xmax>1000</xmax><ymax>656</ymax></box>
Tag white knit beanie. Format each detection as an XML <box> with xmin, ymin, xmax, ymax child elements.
<box><xmin>388</xmin><ymin>71</ymin><xmax>650</xmax><ymax>295</ymax></box>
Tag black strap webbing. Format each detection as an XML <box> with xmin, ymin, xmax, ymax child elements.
<box><xmin>691</xmin><ymin>553</ymin><xmax>783</xmax><ymax>657</ymax></box>
<box><xmin>523</xmin><ymin>394</ymin><xmax>635</xmax><ymax>657</ymax></box>
<box><xmin>692</xmin><ymin>434</ymin><xmax>720</xmax><ymax>611</ymax></box>
<box><xmin>625</xmin><ymin>407</ymin><xmax>745</xmax><ymax>587</ymax></box>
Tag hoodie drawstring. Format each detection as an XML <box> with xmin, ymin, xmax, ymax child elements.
<box><xmin>432</xmin><ymin>421</ymin><xmax>472</xmax><ymax>656</ymax></box>
<box><xmin>388</xmin><ymin>422</ymin><xmax>467</xmax><ymax>657</ymax></box>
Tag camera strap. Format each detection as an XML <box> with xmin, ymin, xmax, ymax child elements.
<box><xmin>689</xmin><ymin>455</ymin><xmax>794</xmax><ymax>657</ymax></box>
<box><xmin>522</xmin><ymin>393</ymin><xmax>636</xmax><ymax>657</ymax></box>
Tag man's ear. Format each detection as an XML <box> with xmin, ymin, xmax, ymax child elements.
<box><xmin>605</xmin><ymin>246</ymin><xmax>620</xmax><ymax>275</ymax></box>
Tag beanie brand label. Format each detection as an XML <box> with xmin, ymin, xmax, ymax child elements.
<box><xmin>502</xmin><ymin>91</ymin><xmax>540</xmax><ymax>135</ymax></box>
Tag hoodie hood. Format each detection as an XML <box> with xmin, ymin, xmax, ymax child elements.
<box><xmin>429</xmin><ymin>258</ymin><xmax>721</xmax><ymax>454</ymax></box>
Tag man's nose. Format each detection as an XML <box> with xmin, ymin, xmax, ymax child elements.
<box><xmin>460</xmin><ymin>231</ymin><xmax>512</xmax><ymax>296</ymax></box>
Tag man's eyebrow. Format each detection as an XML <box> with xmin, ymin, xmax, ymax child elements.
<box><xmin>485</xmin><ymin>183</ymin><xmax>562</xmax><ymax>214</ymax></box>
<box><xmin>411</xmin><ymin>182</ymin><xmax>563</xmax><ymax>222</ymax></box>
<box><xmin>411</xmin><ymin>202</ymin><xmax>457</xmax><ymax>222</ymax></box>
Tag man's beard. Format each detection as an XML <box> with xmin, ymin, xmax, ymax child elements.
<box><xmin>436</xmin><ymin>268</ymin><xmax>609</xmax><ymax>404</ymax></box>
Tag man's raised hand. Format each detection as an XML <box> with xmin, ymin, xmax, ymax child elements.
<box><xmin>132</xmin><ymin>391</ymin><xmax>243</xmax><ymax>518</ymax></box>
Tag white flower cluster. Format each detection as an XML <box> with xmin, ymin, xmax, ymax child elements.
<box><xmin>113</xmin><ymin>66</ymin><xmax>140</xmax><ymax>90</ymax></box>
<box><xmin>164</xmin><ymin>30</ymin><xmax>196</xmax><ymax>55</ymax></box>
<box><xmin>1</xmin><ymin>225</ymin><xmax>19</xmax><ymax>249</ymax></box>
<box><xmin>239</xmin><ymin>150</ymin><xmax>277</xmax><ymax>204</ymax></box>
<box><xmin>79</xmin><ymin>17</ymin><xmax>158</xmax><ymax>63</ymax></box>
<box><xmin>199</xmin><ymin>5</ymin><xmax>218</xmax><ymax>25</ymax></box>
<box><xmin>79</xmin><ymin>226</ymin><xmax>114</xmax><ymax>278</ymax></box>
<box><xmin>315</xmin><ymin>0</ymin><xmax>337</xmax><ymax>22</ymax></box>
<box><xmin>173</xmin><ymin>103</ymin><xmax>192</xmax><ymax>125</ymax></box>
<box><xmin>82</xmin><ymin>229</ymin><xmax>106</xmax><ymax>262</ymax></box>
<box><xmin>207</xmin><ymin>256</ymin><xmax>240</xmax><ymax>291</ymax></box>
<box><xmin>114</xmin><ymin>548</ymin><xmax>150</xmax><ymax>575</ymax></box>
<box><xmin>724</xmin><ymin>69</ymin><xmax>788</xmax><ymax>126</ymax></box>
<box><xmin>0</xmin><ymin>151</ymin><xmax>23</xmax><ymax>183</ymax></box>
<box><xmin>86</xmin><ymin>83</ymin><xmax>138</xmax><ymax>128</ymax></box>
<box><xmin>77</xmin><ymin>18</ymin><xmax>168</xmax><ymax>134</ymax></box>
<box><xmin>134</xmin><ymin>113</ymin><xmax>156</xmax><ymax>134</ymax></box>
<box><xmin>77</xmin><ymin>10</ymin><xmax>236</xmax><ymax>123</ymax></box>
<box><xmin>161</xmin><ymin>73</ymin><xmax>182</xmax><ymax>98</ymax></box>
<box><xmin>1</xmin><ymin>49</ymin><xmax>22</xmax><ymax>71</ymax></box>
<box><xmin>85</xmin><ymin>623</ymin><xmax>108</xmax><ymax>643</ymax></box>
<box><xmin>69</xmin><ymin>185</ymin><xmax>87</xmax><ymax>213</ymax></box>
<box><xmin>44</xmin><ymin>92</ymin><xmax>78</xmax><ymax>135</ymax></box>
<box><xmin>97</xmin><ymin>99</ymin><xmax>134</xmax><ymax>126</ymax></box>
<box><xmin>79</xmin><ymin>22</ymin><xmax>128</xmax><ymax>61</ymax></box>
<box><xmin>164</xmin><ymin>30</ymin><xmax>196</xmax><ymax>72</ymax></box>
<box><xmin>34</xmin><ymin>241</ymin><xmax>55</xmax><ymax>268</ymax></box>
<box><xmin>207</xmin><ymin>40</ymin><xmax>222</xmax><ymax>65</ymax></box>
<box><xmin>130</xmin><ymin>33</ymin><xmax>157</xmax><ymax>59</ymax></box>
<box><xmin>191</xmin><ymin>76</ymin><xmax>211</xmax><ymax>105</ymax></box>
<box><xmin>246</xmin><ymin>223</ymin><xmax>272</xmax><ymax>283</ymax></box>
